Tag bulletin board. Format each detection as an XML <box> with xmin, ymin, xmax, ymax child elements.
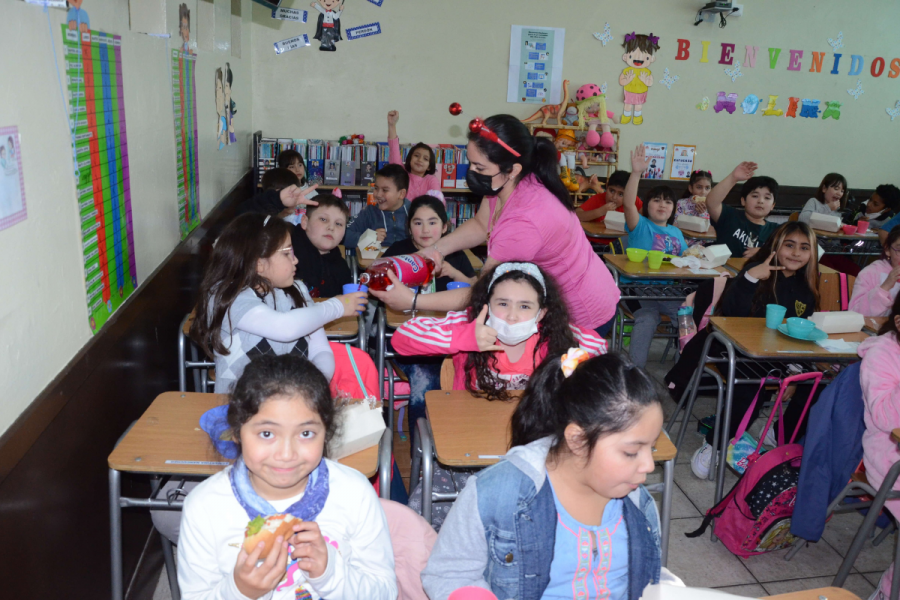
<box><xmin>171</xmin><ymin>48</ymin><xmax>200</xmax><ymax>238</ymax></box>
<box><xmin>62</xmin><ymin>26</ymin><xmax>137</xmax><ymax>333</ymax></box>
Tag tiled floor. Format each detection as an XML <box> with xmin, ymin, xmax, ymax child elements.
<box><xmin>152</xmin><ymin>339</ymin><xmax>893</xmax><ymax>600</ymax></box>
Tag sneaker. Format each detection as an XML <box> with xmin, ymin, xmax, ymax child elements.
<box><xmin>633</xmin><ymin>115</ymin><xmax>644</xmax><ymax>125</ymax></box>
<box><xmin>763</xmin><ymin>427</ymin><xmax>777</xmax><ymax>448</ymax></box>
<box><xmin>691</xmin><ymin>442</ymin><xmax>713</xmax><ymax>479</ymax></box>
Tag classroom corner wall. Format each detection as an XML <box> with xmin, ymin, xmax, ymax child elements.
<box><xmin>0</xmin><ymin>0</ymin><xmax>254</xmax><ymax>438</ymax></box>
<box><xmin>249</xmin><ymin>0</ymin><xmax>900</xmax><ymax>189</ymax></box>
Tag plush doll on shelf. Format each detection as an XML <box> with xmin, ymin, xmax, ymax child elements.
<box><xmin>619</xmin><ymin>32</ymin><xmax>660</xmax><ymax>125</ymax></box>
<box><xmin>573</xmin><ymin>84</ymin><xmax>617</xmax><ymax>167</ymax></box>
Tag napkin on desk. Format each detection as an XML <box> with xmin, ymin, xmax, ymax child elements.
<box><xmin>815</xmin><ymin>338</ymin><xmax>861</xmax><ymax>354</ymax></box>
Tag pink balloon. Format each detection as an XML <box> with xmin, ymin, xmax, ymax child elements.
<box><xmin>448</xmin><ymin>587</ymin><xmax>499</xmax><ymax>600</ymax></box>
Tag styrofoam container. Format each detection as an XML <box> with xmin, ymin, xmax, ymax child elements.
<box><xmin>809</xmin><ymin>310</ymin><xmax>865</xmax><ymax>334</ymax></box>
<box><xmin>605</xmin><ymin>211</ymin><xmax>626</xmax><ymax>232</ymax></box>
<box><xmin>699</xmin><ymin>244</ymin><xmax>731</xmax><ymax>268</ymax></box>
<box><xmin>676</xmin><ymin>214</ymin><xmax>710</xmax><ymax>233</ymax></box>
<box><xmin>809</xmin><ymin>213</ymin><xmax>842</xmax><ymax>233</ymax></box>
<box><xmin>357</xmin><ymin>229</ymin><xmax>383</xmax><ymax>260</ymax></box>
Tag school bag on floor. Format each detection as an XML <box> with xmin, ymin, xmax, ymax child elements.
<box><xmin>686</xmin><ymin>371</ymin><xmax>823</xmax><ymax>558</ymax></box>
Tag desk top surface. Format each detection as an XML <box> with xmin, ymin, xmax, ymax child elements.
<box><xmin>425</xmin><ymin>390</ymin><xmax>676</xmax><ymax>467</ymax></box>
<box><xmin>709</xmin><ymin>316</ymin><xmax>868</xmax><ymax>360</ymax></box>
<box><xmin>108</xmin><ymin>393</ymin><xmax>377</xmax><ymax>477</ymax></box>
<box><xmin>604</xmin><ymin>254</ymin><xmax>731</xmax><ymax>279</ymax></box>
<box><xmin>582</xmin><ymin>221</ymin><xmax>627</xmax><ymax>239</ymax></box>
<box><xmin>762</xmin><ymin>587</ymin><xmax>860</xmax><ymax>600</ymax></box>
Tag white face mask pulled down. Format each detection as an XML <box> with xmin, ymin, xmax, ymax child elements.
<box><xmin>486</xmin><ymin>309</ymin><xmax>539</xmax><ymax>346</ymax></box>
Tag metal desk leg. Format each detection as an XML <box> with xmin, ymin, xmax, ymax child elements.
<box><xmin>357</xmin><ymin>314</ymin><xmax>367</xmax><ymax>353</ymax></box>
<box><xmin>377</xmin><ymin>428</ymin><xmax>392</xmax><ymax>499</ymax></box>
<box><xmin>110</xmin><ymin>468</ymin><xmax>123</xmax><ymax>600</ymax></box>
<box><xmin>376</xmin><ymin>307</ymin><xmax>391</xmax><ymax>428</ymax></box>
<box><xmin>660</xmin><ymin>458</ymin><xmax>674</xmax><ymax>567</ymax></box>
<box><xmin>177</xmin><ymin>314</ymin><xmax>188</xmax><ymax>392</ymax></box>
<box><xmin>418</xmin><ymin>419</ymin><xmax>435</xmax><ymax>525</ymax></box>
<box><xmin>713</xmin><ymin>332</ymin><xmax>736</xmax><ymax>508</ymax></box>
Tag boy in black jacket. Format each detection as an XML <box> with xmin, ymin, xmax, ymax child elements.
<box><xmin>293</xmin><ymin>194</ymin><xmax>352</xmax><ymax>298</ymax></box>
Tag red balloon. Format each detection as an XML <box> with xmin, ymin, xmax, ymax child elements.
<box><xmin>468</xmin><ymin>117</ymin><xmax>484</xmax><ymax>133</ymax></box>
<box><xmin>449</xmin><ymin>102</ymin><xmax>463</xmax><ymax>116</ymax></box>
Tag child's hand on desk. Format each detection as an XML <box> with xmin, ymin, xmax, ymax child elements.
<box><xmin>289</xmin><ymin>521</ymin><xmax>329</xmax><ymax>579</ymax></box>
<box><xmin>233</xmin><ymin>536</ymin><xmax>290</xmax><ymax>599</ymax></box>
<box><xmin>475</xmin><ymin>306</ymin><xmax>503</xmax><ymax>352</ymax></box>
<box><xmin>747</xmin><ymin>253</ymin><xmax>785</xmax><ymax>281</ymax></box>
<box><xmin>368</xmin><ymin>270</ymin><xmax>415</xmax><ymax>311</ymax></box>
<box><xmin>337</xmin><ymin>292</ymin><xmax>368</xmax><ymax>317</ymax></box>
<box><xmin>375</xmin><ymin>228</ymin><xmax>387</xmax><ymax>243</ymax></box>
<box><xmin>281</xmin><ymin>184</ymin><xmax>320</xmax><ymax>208</ymax></box>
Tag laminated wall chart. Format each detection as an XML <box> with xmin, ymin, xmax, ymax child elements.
<box><xmin>172</xmin><ymin>49</ymin><xmax>200</xmax><ymax>238</ymax></box>
<box><xmin>63</xmin><ymin>26</ymin><xmax>137</xmax><ymax>333</ymax></box>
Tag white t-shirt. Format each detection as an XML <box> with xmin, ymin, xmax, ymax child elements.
<box><xmin>177</xmin><ymin>460</ymin><xmax>397</xmax><ymax>600</ymax></box>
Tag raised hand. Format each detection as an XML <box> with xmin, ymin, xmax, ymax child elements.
<box><xmin>747</xmin><ymin>252</ymin><xmax>785</xmax><ymax>281</ymax></box>
<box><xmin>731</xmin><ymin>161</ymin><xmax>758</xmax><ymax>182</ymax></box>
<box><xmin>387</xmin><ymin>110</ymin><xmax>399</xmax><ymax>126</ymax></box>
<box><xmin>630</xmin><ymin>144</ymin><xmax>650</xmax><ymax>174</ymax></box>
<box><xmin>233</xmin><ymin>536</ymin><xmax>290</xmax><ymax>599</ymax></box>
<box><xmin>474</xmin><ymin>306</ymin><xmax>503</xmax><ymax>352</ymax></box>
<box><xmin>280</xmin><ymin>184</ymin><xmax>320</xmax><ymax>208</ymax></box>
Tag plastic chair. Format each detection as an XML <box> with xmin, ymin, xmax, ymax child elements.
<box><xmin>177</xmin><ymin>312</ymin><xmax>215</xmax><ymax>393</ymax></box>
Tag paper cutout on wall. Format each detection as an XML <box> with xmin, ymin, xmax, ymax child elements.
<box><xmin>719</xmin><ymin>43</ymin><xmax>735</xmax><ymax>65</ymax></box>
<box><xmin>828</xmin><ymin>31</ymin><xmax>844</xmax><ymax>52</ymax></box>
<box><xmin>312</xmin><ymin>0</ymin><xmax>343</xmax><ymax>51</ymax></box>
<box><xmin>822</xmin><ymin>101</ymin><xmax>842</xmax><ymax>120</ymax></box>
<box><xmin>714</xmin><ymin>92</ymin><xmax>737</xmax><ymax>114</ymax></box>
<box><xmin>743</xmin><ymin>45</ymin><xmax>759</xmax><ymax>68</ymax></box>
<box><xmin>786</xmin><ymin>97</ymin><xmax>800</xmax><ymax>118</ymax></box>
<box><xmin>741</xmin><ymin>94</ymin><xmax>760</xmax><ymax>114</ymax></box>
<box><xmin>696</xmin><ymin>96</ymin><xmax>709</xmax><ymax>111</ymax></box>
<box><xmin>346</xmin><ymin>22</ymin><xmax>382</xmax><ymax>40</ymax></box>
<box><xmin>887</xmin><ymin>101</ymin><xmax>900</xmax><ymax>121</ymax></box>
<box><xmin>225</xmin><ymin>63</ymin><xmax>236</xmax><ymax>145</ymax></box>
<box><xmin>659</xmin><ymin>68</ymin><xmax>678</xmax><ymax>89</ymax></box>
<box><xmin>799</xmin><ymin>99</ymin><xmax>821</xmax><ymax>118</ymax></box>
<box><xmin>847</xmin><ymin>79</ymin><xmax>864</xmax><ymax>100</ymax></box>
<box><xmin>762</xmin><ymin>95</ymin><xmax>783</xmax><ymax>116</ymax></box>
<box><xmin>619</xmin><ymin>32</ymin><xmax>659</xmax><ymax>125</ymax></box>
<box><xmin>725</xmin><ymin>63</ymin><xmax>743</xmax><ymax>82</ymax></box>
<box><xmin>215</xmin><ymin>68</ymin><xmax>227</xmax><ymax>149</ymax></box>
<box><xmin>593</xmin><ymin>23</ymin><xmax>613</xmax><ymax>46</ymax></box>
<box><xmin>177</xmin><ymin>3</ymin><xmax>197</xmax><ymax>54</ymax></box>
<box><xmin>0</xmin><ymin>126</ymin><xmax>27</xmax><ymax>232</ymax></box>
<box><xmin>67</xmin><ymin>0</ymin><xmax>90</xmax><ymax>33</ymax></box>
<box><xmin>274</xmin><ymin>34</ymin><xmax>311</xmax><ymax>54</ymax></box>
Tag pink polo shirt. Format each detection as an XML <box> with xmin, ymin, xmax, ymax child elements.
<box><xmin>487</xmin><ymin>174</ymin><xmax>619</xmax><ymax>329</ymax></box>
<box><xmin>388</xmin><ymin>138</ymin><xmax>442</xmax><ymax>200</ymax></box>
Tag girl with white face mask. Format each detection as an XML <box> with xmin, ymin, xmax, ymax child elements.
<box><xmin>392</xmin><ymin>263</ymin><xmax>607</xmax><ymax>402</ymax></box>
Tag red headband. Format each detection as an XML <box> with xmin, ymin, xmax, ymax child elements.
<box><xmin>468</xmin><ymin>118</ymin><xmax>521</xmax><ymax>157</ymax></box>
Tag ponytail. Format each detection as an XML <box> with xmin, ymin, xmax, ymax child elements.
<box><xmin>510</xmin><ymin>353</ymin><xmax>666</xmax><ymax>458</ymax></box>
<box><xmin>468</xmin><ymin>114</ymin><xmax>573</xmax><ymax>211</ymax></box>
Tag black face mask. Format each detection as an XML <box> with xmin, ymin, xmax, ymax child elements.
<box><xmin>466</xmin><ymin>169</ymin><xmax>506</xmax><ymax>196</ymax></box>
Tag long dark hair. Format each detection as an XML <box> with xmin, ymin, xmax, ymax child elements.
<box><xmin>464</xmin><ymin>264</ymin><xmax>575</xmax><ymax>401</ymax></box>
<box><xmin>815</xmin><ymin>172</ymin><xmax>848</xmax><ymax>208</ymax></box>
<box><xmin>467</xmin><ymin>114</ymin><xmax>572</xmax><ymax>210</ymax></box>
<box><xmin>191</xmin><ymin>213</ymin><xmax>305</xmax><ymax>357</ymax></box>
<box><xmin>228</xmin><ymin>354</ymin><xmax>339</xmax><ymax>456</ymax></box>
<box><xmin>510</xmin><ymin>353</ymin><xmax>665</xmax><ymax>457</ymax></box>
<box><xmin>877</xmin><ymin>293</ymin><xmax>900</xmax><ymax>346</ymax></box>
<box><xmin>719</xmin><ymin>221</ymin><xmax>820</xmax><ymax>317</ymax></box>
<box><xmin>405</xmin><ymin>143</ymin><xmax>436</xmax><ymax>176</ymax></box>
<box><xmin>642</xmin><ymin>185</ymin><xmax>677</xmax><ymax>225</ymax></box>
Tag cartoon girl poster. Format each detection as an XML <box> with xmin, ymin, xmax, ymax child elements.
<box><xmin>67</xmin><ymin>0</ymin><xmax>90</xmax><ymax>33</ymax></box>
<box><xmin>619</xmin><ymin>33</ymin><xmax>660</xmax><ymax>125</ymax></box>
<box><xmin>311</xmin><ymin>0</ymin><xmax>344</xmax><ymax>52</ymax></box>
<box><xmin>215</xmin><ymin>68</ymin><xmax>227</xmax><ymax>150</ymax></box>
<box><xmin>224</xmin><ymin>63</ymin><xmax>236</xmax><ymax>145</ymax></box>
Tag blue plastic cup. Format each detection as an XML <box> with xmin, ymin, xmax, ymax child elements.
<box><xmin>765</xmin><ymin>304</ymin><xmax>787</xmax><ymax>329</ymax></box>
<box><xmin>446</xmin><ymin>281</ymin><xmax>471</xmax><ymax>290</ymax></box>
<box><xmin>343</xmin><ymin>283</ymin><xmax>368</xmax><ymax>314</ymax></box>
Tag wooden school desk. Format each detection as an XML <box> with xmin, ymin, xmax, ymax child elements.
<box><xmin>415</xmin><ymin>390</ymin><xmax>679</xmax><ymax>567</ymax></box>
<box><xmin>375</xmin><ymin>306</ymin><xmax>447</xmax><ymax>430</ymax></box>
<box><xmin>314</xmin><ymin>297</ymin><xmax>366</xmax><ymax>351</ymax></box>
<box><xmin>764</xmin><ymin>588</ymin><xmax>860</xmax><ymax>600</ymax></box>
<box><xmin>582</xmin><ymin>221</ymin><xmax>628</xmax><ymax>239</ymax></box>
<box><xmin>108</xmin><ymin>392</ymin><xmax>391</xmax><ymax>600</ymax></box>
<box><xmin>678</xmin><ymin>224</ymin><xmax>717</xmax><ymax>241</ymax></box>
<box><xmin>865</xmin><ymin>316</ymin><xmax>888</xmax><ymax>333</ymax></box>
<box><xmin>603</xmin><ymin>254</ymin><xmax>732</xmax><ymax>351</ymax></box>
<box><xmin>678</xmin><ymin>317</ymin><xmax>869</xmax><ymax>511</ymax></box>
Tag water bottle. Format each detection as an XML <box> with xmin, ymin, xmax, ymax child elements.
<box><xmin>678</xmin><ymin>306</ymin><xmax>697</xmax><ymax>346</ymax></box>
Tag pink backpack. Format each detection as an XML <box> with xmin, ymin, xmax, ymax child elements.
<box><xmin>686</xmin><ymin>371</ymin><xmax>823</xmax><ymax>558</ymax></box>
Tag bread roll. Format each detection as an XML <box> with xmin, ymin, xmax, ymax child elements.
<box><xmin>242</xmin><ymin>514</ymin><xmax>301</xmax><ymax>558</ymax></box>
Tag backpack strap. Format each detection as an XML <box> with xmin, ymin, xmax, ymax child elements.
<box><xmin>731</xmin><ymin>372</ymin><xmax>782</xmax><ymax>446</ymax></box>
<box><xmin>839</xmin><ymin>272</ymin><xmax>850</xmax><ymax>311</ymax></box>
<box><xmin>345</xmin><ymin>343</ymin><xmax>372</xmax><ymax>401</ymax></box>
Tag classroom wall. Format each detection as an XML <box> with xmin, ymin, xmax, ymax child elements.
<box><xmin>0</xmin><ymin>0</ymin><xmax>253</xmax><ymax>437</ymax></box>
<box><xmin>250</xmin><ymin>0</ymin><xmax>900</xmax><ymax>190</ymax></box>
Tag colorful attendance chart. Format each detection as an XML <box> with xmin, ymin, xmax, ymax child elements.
<box><xmin>172</xmin><ymin>49</ymin><xmax>200</xmax><ymax>238</ymax></box>
<box><xmin>63</xmin><ymin>26</ymin><xmax>137</xmax><ymax>333</ymax></box>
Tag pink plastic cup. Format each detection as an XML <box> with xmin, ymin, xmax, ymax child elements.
<box><xmin>856</xmin><ymin>220</ymin><xmax>870</xmax><ymax>234</ymax></box>
<box><xmin>842</xmin><ymin>224</ymin><xmax>857</xmax><ymax>235</ymax></box>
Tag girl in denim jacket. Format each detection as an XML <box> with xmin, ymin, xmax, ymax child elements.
<box><xmin>423</xmin><ymin>352</ymin><xmax>681</xmax><ymax>600</ymax></box>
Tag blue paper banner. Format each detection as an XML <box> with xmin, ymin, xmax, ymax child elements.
<box><xmin>346</xmin><ymin>22</ymin><xmax>382</xmax><ymax>40</ymax></box>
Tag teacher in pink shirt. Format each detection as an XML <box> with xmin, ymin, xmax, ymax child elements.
<box><xmin>371</xmin><ymin>114</ymin><xmax>620</xmax><ymax>335</ymax></box>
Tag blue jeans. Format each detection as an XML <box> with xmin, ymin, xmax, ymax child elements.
<box><xmin>395</xmin><ymin>359</ymin><xmax>443</xmax><ymax>437</ymax></box>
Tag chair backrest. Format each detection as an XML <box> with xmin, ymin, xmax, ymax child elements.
<box><xmin>440</xmin><ymin>358</ymin><xmax>455</xmax><ymax>391</ymax></box>
<box><xmin>789</xmin><ymin>212</ymin><xmax>799</xmax><ymax>222</ymax></box>
<box><xmin>607</xmin><ymin>237</ymin><xmax>626</xmax><ymax>255</ymax></box>
<box><xmin>818</xmin><ymin>272</ymin><xmax>856</xmax><ymax>311</ymax></box>
<box><xmin>379</xmin><ymin>499</ymin><xmax>437</xmax><ymax>600</ymax></box>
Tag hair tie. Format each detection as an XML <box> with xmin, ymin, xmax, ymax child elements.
<box><xmin>263</xmin><ymin>215</ymin><xmax>271</xmax><ymax>226</ymax></box>
<box><xmin>469</xmin><ymin>118</ymin><xmax>521</xmax><ymax>157</ymax></box>
<box><xmin>489</xmin><ymin>262</ymin><xmax>546</xmax><ymax>294</ymax></box>
<box><xmin>561</xmin><ymin>348</ymin><xmax>590</xmax><ymax>378</ymax></box>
